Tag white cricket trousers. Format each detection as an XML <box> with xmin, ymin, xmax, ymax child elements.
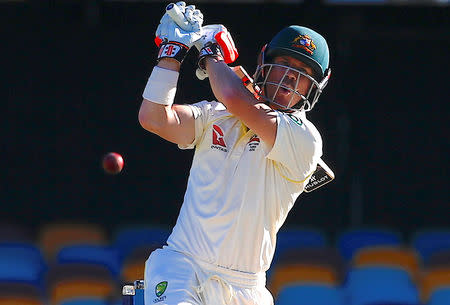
<box><xmin>144</xmin><ymin>247</ymin><xmax>274</xmax><ymax>305</ymax></box>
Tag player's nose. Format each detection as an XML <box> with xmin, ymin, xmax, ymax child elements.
<box><xmin>281</xmin><ymin>68</ymin><xmax>298</xmax><ymax>88</ymax></box>
<box><xmin>285</xmin><ymin>67</ymin><xmax>299</xmax><ymax>80</ymax></box>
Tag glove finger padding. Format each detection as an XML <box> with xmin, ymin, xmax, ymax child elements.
<box><xmin>154</xmin><ymin>3</ymin><xmax>203</xmax><ymax>63</ymax></box>
<box><xmin>195</xmin><ymin>24</ymin><xmax>239</xmax><ymax>80</ymax></box>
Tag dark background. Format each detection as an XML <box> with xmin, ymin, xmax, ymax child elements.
<box><xmin>1</xmin><ymin>1</ymin><xmax>448</xmax><ymax>240</ymax></box>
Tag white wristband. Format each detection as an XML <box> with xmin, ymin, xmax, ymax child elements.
<box><xmin>142</xmin><ymin>66</ymin><xmax>179</xmax><ymax>106</ymax></box>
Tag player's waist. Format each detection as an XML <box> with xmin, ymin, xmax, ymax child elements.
<box><xmin>171</xmin><ymin>247</ymin><xmax>266</xmax><ymax>288</ymax></box>
<box><xmin>196</xmin><ymin>257</ymin><xmax>266</xmax><ymax>288</ymax></box>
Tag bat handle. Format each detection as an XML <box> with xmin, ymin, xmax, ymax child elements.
<box><xmin>166</xmin><ymin>3</ymin><xmax>189</xmax><ymax>30</ymax></box>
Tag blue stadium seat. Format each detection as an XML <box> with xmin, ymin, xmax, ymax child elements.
<box><xmin>0</xmin><ymin>242</ymin><xmax>46</xmax><ymax>287</ymax></box>
<box><xmin>109</xmin><ymin>300</ymin><xmax>123</xmax><ymax>305</ymax></box>
<box><xmin>276</xmin><ymin>284</ymin><xmax>345</xmax><ymax>305</ymax></box>
<box><xmin>57</xmin><ymin>245</ymin><xmax>121</xmax><ymax>278</ymax></box>
<box><xmin>112</xmin><ymin>225</ymin><xmax>170</xmax><ymax>262</ymax></box>
<box><xmin>273</xmin><ymin>228</ymin><xmax>326</xmax><ymax>260</ymax></box>
<box><xmin>345</xmin><ymin>266</ymin><xmax>420</xmax><ymax>305</ymax></box>
<box><xmin>336</xmin><ymin>228</ymin><xmax>402</xmax><ymax>261</ymax></box>
<box><xmin>429</xmin><ymin>287</ymin><xmax>450</xmax><ymax>305</ymax></box>
<box><xmin>412</xmin><ymin>229</ymin><xmax>450</xmax><ymax>264</ymax></box>
<box><xmin>269</xmin><ymin>227</ymin><xmax>327</xmax><ymax>279</ymax></box>
<box><xmin>362</xmin><ymin>303</ymin><xmax>420</xmax><ymax>305</ymax></box>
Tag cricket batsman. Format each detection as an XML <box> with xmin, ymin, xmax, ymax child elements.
<box><xmin>138</xmin><ymin>2</ymin><xmax>332</xmax><ymax>304</ymax></box>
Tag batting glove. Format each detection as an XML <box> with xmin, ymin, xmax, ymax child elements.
<box><xmin>194</xmin><ymin>24</ymin><xmax>239</xmax><ymax>80</ymax></box>
<box><xmin>155</xmin><ymin>2</ymin><xmax>203</xmax><ymax>63</ymax></box>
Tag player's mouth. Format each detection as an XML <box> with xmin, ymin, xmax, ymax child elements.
<box><xmin>278</xmin><ymin>87</ymin><xmax>292</xmax><ymax>96</ymax></box>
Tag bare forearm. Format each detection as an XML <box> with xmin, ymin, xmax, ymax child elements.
<box><xmin>157</xmin><ymin>58</ymin><xmax>181</xmax><ymax>72</ymax></box>
<box><xmin>204</xmin><ymin>57</ymin><xmax>255</xmax><ymax>112</ymax></box>
<box><xmin>204</xmin><ymin>58</ymin><xmax>278</xmax><ymax>147</ymax></box>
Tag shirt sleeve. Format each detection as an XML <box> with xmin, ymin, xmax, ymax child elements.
<box><xmin>178</xmin><ymin>100</ymin><xmax>214</xmax><ymax>150</ymax></box>
<box><xmin>266</xmin><ymin>111</ymin><xmax>323</xmax><ymax>182</ymax></box>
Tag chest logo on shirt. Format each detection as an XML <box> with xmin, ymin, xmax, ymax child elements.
<box><xmin>287</xmin><ymin>114</ymin><xmax>303</xmax><ymax>126</ymax></box>
<box><xmin>247</xmin><ymin>135</ymin><xmax>260</xmax><ymax>151</ymax></box>
<box><xmin>211</xmin><ymin>124</ymin><xmax>228</xmax><ymax>152</ymax></box>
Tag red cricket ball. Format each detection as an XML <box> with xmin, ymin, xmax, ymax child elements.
<box><xmin>102</xmin><ymin>152</ymin><xmax>124</xmax><ymax>174</ymax></box>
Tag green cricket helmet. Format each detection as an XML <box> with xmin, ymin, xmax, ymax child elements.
<box><xmin>254</xmin><ymin>25</ymin><xmax>331</xmax><ymax>111</ymax></box>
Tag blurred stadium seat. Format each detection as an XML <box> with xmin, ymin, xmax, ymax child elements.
<box><xmin>46</xmin><ymin>263</ymin><xmax>117</xmax><ymax>305</ymax></box>
<box><xmin>345</xmin><ymin>266</ymin><xmax>420</xmax><ymax>305</ymax></box>
<box><xmin>50</xmin><ymin>279</ymin><xmax>114</xmax><ymax>305</ymax></box>
<box><xmin>428</xmin><ymin>250</ymin><xmax>450</xmax><ymax>269</ymax></box>
<box><xmin>0</xmin><ymin>282</ymin><xmax>45</xmax><ymax>305</ymax></box>
<box><xmin>0</xmin><ymin>297</ymin><xmax>44</xmax><ymax>305</ymax></box>
<box><xmin>412</xmin><ymin>229</ymin><xmax>450</xmax><ymax>265</ymax></box>
<box><xmin>419</xmin><ymin>267</ymin><xmax>450</xmax><ymax>303</ymax></box>
<box><xmin>57</xmin><ymin>245</ymin><xmax>121</xmax><ymax>278</ymax></box>
<box><xmin>59</xmin><ymin>298</ymin><xmax>109</xmax><ymax>305</ymax></box>
<box><xmin>269</xmin><ymin>263</ymin><xmax>339</xmax><ymax>298</ymax></box>
<box><xmin>271</xmin><ymin>227</ymin><xmax>327</xmax><ymax>273</ymax></box>
<box><xmin>336</xmin><ymin>228</ymin><xmax>402</xmax><ymax>261</ymax></box>
<box><xmin>111</xmin><ymin>224</ymin><xmax>169</xmax><ymax>263</ymax></box>
<box><xmin>120</xmin><ymin>244</ymin><xmax>159</xmax><ymax>284</ymax></box>
<box><xmin>0</xmin><ymin>242</ymin><xmax>47</xmax><ymax>288</ymax></box>
<box><xmin>428</xmin><ymin>287</ymin><xmax>450</xmax><ymax>305</ymax></box>
<box><xmin>46</xmin><ymin>263</ymin><xmax>114</xmax><ymax>285</ymax></box>
<box><xmin>352</xmin><ymin>246</ymin><xmax>421</xmax><ymax>279</ymax></box>
<box><xmin>275</xmin><ymin>247</ymin><xmax>345</xmax><ymax>282</ymax></box>
<box><xmin>276</xmin><ymin>284</ymin><xmax>345</xmax><ymax>305</ymax></box>
<box><xmin>275</xmin><ymin>227</ymin><xmax>327</xmax><ymax>254</ymax></box>
<box><xmin>39</xmin><ymin>222</ymin><xmax>108</xmax><ymax>261</ymax></box>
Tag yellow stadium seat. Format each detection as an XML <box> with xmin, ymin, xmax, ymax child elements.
<box><xmin>49</xmin><ymin>279</ymin><xmax>114</xmax><ymax>305</ymax></box>
<box><xmin>39</xmin><ymin>222</ymin><xmax>107</xmax><ymax>260</ymax></box>
<box><xmin>268</xmin><ymin>263</ymin><xmax>338</xmax><ymax>297</ymax></box>
<box><xmin>0</xmin><ymin>298</ymin><xmax>43</xmax><ymax>305</ymax></box>
<box><xmin>353</xmin><ymin>246</ymin><xmax>421</xmax><ymax>279</ymax></box>
<box><xmin>46</xmin><ymin>263</ymin><xmax>117</xmax><ymax>305</ymax></box>
<box><xmin>420</xmin><ymin>267</ymin><xmax>450</xmax><ymax>303</ymax></box>
<box><xmin>122</xmin><ymin>261</ymin><xmax>145</xmax><ymax>283</ymax></box>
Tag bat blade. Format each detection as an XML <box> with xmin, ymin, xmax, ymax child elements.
<box><xmin>304</xmin><ymin>158</ymin><xmax>335</xmax><ymax>193</ymax></box>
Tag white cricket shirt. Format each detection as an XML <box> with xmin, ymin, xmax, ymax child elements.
<box><xmin>166</xmin><ymin>101</ymin><xmax>322</xmax><ymax>274</ymax></box>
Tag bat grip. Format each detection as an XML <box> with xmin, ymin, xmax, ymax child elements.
<box><xmin>166</xmin><ymin>3</ymin><xmax>189</xmax><ymax>30</ymax></box>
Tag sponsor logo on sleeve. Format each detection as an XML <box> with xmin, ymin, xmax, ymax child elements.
<box><xmin>153</xmin><ymin>281</ymin><xmax>168</xmax><ymax>303</ymax></box>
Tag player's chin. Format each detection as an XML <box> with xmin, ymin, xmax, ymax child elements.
<box><xmin>272</xmin><ymin>92</ymin><xmax>297</xmax><ymax>109</ymax></box>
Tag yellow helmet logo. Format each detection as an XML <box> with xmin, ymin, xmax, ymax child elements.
<box><xmin>291</xmin><ymin>34</ymin><xmax>316</xmax><ymax>55</ymax></box>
